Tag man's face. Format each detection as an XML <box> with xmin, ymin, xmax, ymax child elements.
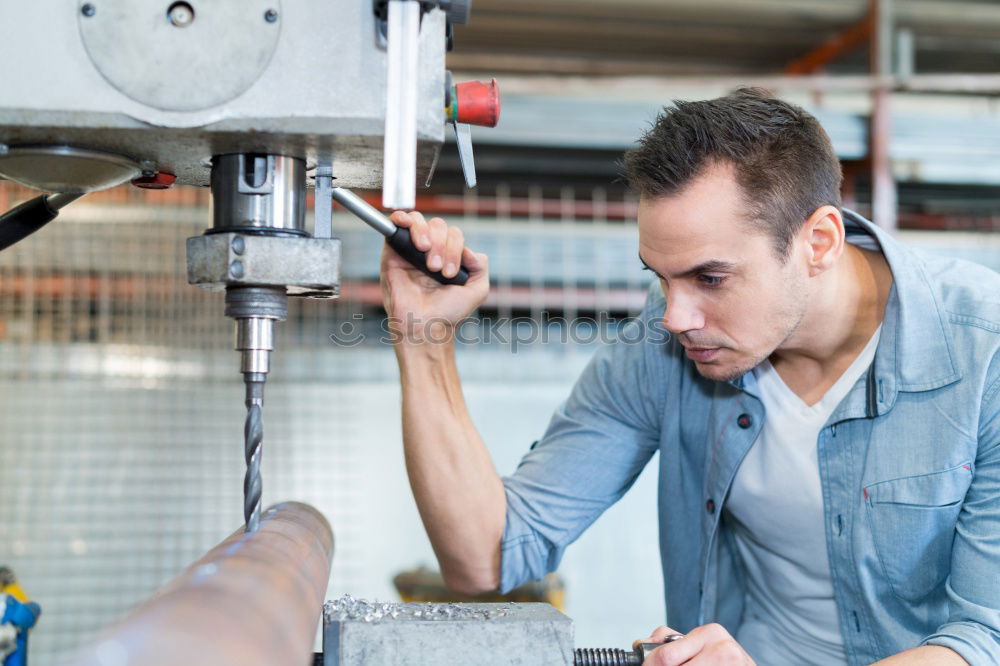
<box><xmin>637</xmin><ymin>163</ymin><xmax>809</xmax><ymax>382</ymax></box>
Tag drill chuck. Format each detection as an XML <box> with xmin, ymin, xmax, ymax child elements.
<box><xmin>236</xmin><ymin>317</ymin><xmax>275</xmax><ymax>375</ymax></box>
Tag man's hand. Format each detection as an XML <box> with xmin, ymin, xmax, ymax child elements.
<box><xmin>380</xmin><ymin>211</ymin><xmax>489</xmax><ymax>345</ymax></box>
<box><xmin>636</xmin><ymin>624</ymin><xmax>755</xmax><ymax>665</ymax></box>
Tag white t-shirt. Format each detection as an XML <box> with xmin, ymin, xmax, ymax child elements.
<box><xmin>726</xmin><ymin>325</ymin><xmax>882</xmax><ymax>665</ymax></box>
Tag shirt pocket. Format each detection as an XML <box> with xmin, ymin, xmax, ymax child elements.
<box><xmin>864</xmin><ymin>463</ymin><xmax>973</xmax><ymax>603</ymax></box>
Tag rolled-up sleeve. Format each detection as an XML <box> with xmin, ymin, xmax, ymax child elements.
<box><xmin>921</xmin><ymin>372</ymin><xmax>1000</xmax><ymax>661</ymax></box>
<box><xmin>499</xmin><ymin>285</ymin><xmax>673</xmax><ymax>593</ymax></box>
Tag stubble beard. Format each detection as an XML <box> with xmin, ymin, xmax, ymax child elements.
<box><xmin>693</xmin><ymin>268</ymin><xmax>809</xmax><ymax>383</ymax></box>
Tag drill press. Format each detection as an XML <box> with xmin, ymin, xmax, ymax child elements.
<box><xmin>0</xmin><ymin>0</ymin><xmax>498</xmax><ymax>535</ymax></box>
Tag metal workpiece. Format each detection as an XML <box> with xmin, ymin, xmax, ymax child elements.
<box><xmin>322</xmin><ymin>600</ymin><xmax>574</xmax><ymax>665</ymax></box>
<box><xmin>66</xmin><ymin>502</ymin><xmax>334</xmax><ymax>666</ymax></box>
<box><xmin>211</xmin><ymin>154</ymin><xmax>307</xmax><ymax>234</ymax></box>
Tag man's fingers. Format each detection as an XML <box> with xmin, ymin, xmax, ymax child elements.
<box><xmin>650</xmin><ymin>626</ymin><xmax>682</xmax><ymax>642</ymax></box>
<box><xmin>384</xmin><ymin>211</ymin><xmax>487</xmax><ymax>283</ymax></box>
<box><xmin>390</xmin><ymin>210</ymin><xmax>432</xmax><ymax>250</ymax></box>
<box><xmin>460</xmin><ymin>247</ymin><xmax>487</xmax><ymax>274</ymax></box>
<box><xmin>633</xmin><ymin>626</ymin><xmax>680</xmax><ymax>649</ymax></box>
<box><xmin>442</xmin><ymin>226</ymin><xmax>465</xmax><ymax>278</ymax></box>
<box><xmin>645</xmin><ymin>636</ymin><xmax>701</xmax><ymax>666</ymax></box>
<box><xmin>388</xmin><ymin>210</ymin><xmax>412</xmax><ymax>227</ymax></box>
<box><xmin>425</xmin><ymin>217</ymin><xmax>447</xmax><ymax>271</ymax></box>
<box><xmin>645</xmin><ymin>624</ymin><xmax>746</xmax><ymax>666</ymax></box>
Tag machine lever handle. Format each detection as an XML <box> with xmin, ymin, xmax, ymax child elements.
<box><xmin>386</xmin><ymin>225</ymin><xmax>469</xmax><ymax>286</ymax></box>
<box><xmin>330</xmin><ymin>187</ymin><xmax>469</xmax><ymax>286</ymax></box>
<box><xmin>0</xmin><ymin>193</ymin><xmax>82</xmax><ymax>252</ymax></box>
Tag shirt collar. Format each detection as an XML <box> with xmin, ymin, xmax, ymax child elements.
<box><xmin>843</xmin><ymin>209</ymin><xmax>961</xmax><ymax>408</ymax></box>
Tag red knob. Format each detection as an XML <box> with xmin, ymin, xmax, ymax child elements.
<box><xmin>132</xmin><ymin>172</ymin><xmax>176</xmax><ymax>190</ymax></box>
<box><xmin>453</xmin><ymin>78</ymin><xmax>500</xmax><ymax>128</ymax></box>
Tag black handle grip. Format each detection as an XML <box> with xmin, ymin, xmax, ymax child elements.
<box><xmin>0</xmin><ymin>195</ymin><xmax>59</xmax><ymax>252</ymax></box>
<box><xmin>387</xmin><ymin>226</ymin><xmax>470</xmax><ymax>286</ymax></box>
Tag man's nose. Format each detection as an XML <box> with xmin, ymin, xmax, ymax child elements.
<box><xmin>662</xmin><ymin>293</ymin><xmax>705</xmax><ymax>335</ymax></box>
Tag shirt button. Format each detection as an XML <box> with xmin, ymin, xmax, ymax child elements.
<box><xmin>706</xmin><ymin>498</ymin><xmax>716</xmax><ymax>514</ymax></box>
<box><xmin>737</xmin><ymin>413</ymin><xmax>752</xmax><ymax>429</ymax></box>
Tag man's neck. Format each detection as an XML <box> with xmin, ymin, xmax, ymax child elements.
<box><xmin>769</xmin><ymin>243</ymin><xmax>893</xmax><ymax>405</ymax></box>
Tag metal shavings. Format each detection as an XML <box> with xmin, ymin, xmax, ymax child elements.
<box><xmin>323</xmin><ymin>594</ymin><xmax>512</xmax><ymax>623</ymax></box>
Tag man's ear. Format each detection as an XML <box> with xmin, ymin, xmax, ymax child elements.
<box><xmin>800</xmin><ymin>205</ymin><xmax>844</xmax><ymax>277</ymax></box>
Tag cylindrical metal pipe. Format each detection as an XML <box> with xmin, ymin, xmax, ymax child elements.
<box><xmin>66</xmin><ymin>502</ymin><xmax>333</xmax><ymax>666</ymax></box>
<box><xmin>211</xmin><ymin>154</ymin><xmax>307</xmax><ymax>234</ymax></box>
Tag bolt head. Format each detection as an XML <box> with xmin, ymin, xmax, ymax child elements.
<box><xmin>231</xmin><ymin>236</ymin><xmax>246</xmax><ymax>256</ymax></box>
<box><xmin>230</xmin><ymin>260</ymin><xmax>245</xmax><ymax>279</ymax></box>
<box><xmin>167</xmin><ymin>2</ymin><xmax>195</xmax><ymax>27</ymax></box>
<box><xmin>81</xmin><ymin>3</ymin><xmax>95</xmax><ymax>17</ymax></box>
<box><xmin>264</xmin><ymin>8</ymin><xmax>278</xmax><ymax>22</ymax></box>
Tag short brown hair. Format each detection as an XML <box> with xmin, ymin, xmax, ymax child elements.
<box><xmin>622</xmin><ymin>88</ymin><xmax>842</xmax><ymax>257</ymax></box>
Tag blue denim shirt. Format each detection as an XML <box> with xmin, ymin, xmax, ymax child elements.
<box><xmin>500</xmin><ymin>211</ymin><xmax>1000</xmax><ymax>664</ymax></box>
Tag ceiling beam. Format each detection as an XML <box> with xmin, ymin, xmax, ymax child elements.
<box><xmin>785</xmin><ymin>11</ymin><xmax>873</xmax><ymax>74</ymax></box>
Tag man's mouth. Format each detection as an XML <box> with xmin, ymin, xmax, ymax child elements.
<box><xmin>684</xmin><ymin>346</ymin><xmax>721</xmax><ymax>362</ymax></box>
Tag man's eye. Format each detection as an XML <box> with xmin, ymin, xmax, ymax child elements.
<box><xmin>698</xmin><ymin>274</ymin><xmax>725</xmax><ymax>287</ymax></box>
<box><xmin>641</xmin><ymin>265</ymin><xmax>666</xmax><ymax>281</ymax></box>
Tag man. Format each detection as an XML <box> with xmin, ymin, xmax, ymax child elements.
<box><xmin>379</xmin><ymin>89</ymin><xmax>1000</xmax><ymax>665</ymax></box>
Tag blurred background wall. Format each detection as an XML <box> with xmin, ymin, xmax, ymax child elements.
<box><xmin>3</xmin><ymin>0</ymin><xmax>1000</xmax><ymax>662</ymax></box>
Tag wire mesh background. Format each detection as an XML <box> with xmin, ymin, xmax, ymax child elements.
<box><xmin>2</xmin><ymin>184</ymin><xmax>999</xmax><ymax>663</ymax></box>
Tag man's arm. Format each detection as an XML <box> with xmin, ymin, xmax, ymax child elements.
<box><xmin>382</xmin><ymin>211</ymin><xmax>505</xmax><ymax>595</ymax></box>
<box><xmin>871</xmin><ymin>646</ymin><xmax>966</xmax><ymax>665</ymax></box>
<box><xmin>396</xmin><ymin>339</ymin><xmax>506</xmax><ymax>594</ymax></box>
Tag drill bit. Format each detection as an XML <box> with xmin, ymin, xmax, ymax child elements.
<box><xmin>243</xmin><ymin>374</ymin><xmax>265</xmax><ymax>533</ymax></box>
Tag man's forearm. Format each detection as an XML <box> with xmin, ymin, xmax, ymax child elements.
<box><xmin>396</xmin><ymin>338</ymin><xmax>506</xmax><ymax>594</ymax></box>
<box><xmin>871</xmin><ymin>645</ymin><xmax>967</xmax><ymax>665</ymax></box>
